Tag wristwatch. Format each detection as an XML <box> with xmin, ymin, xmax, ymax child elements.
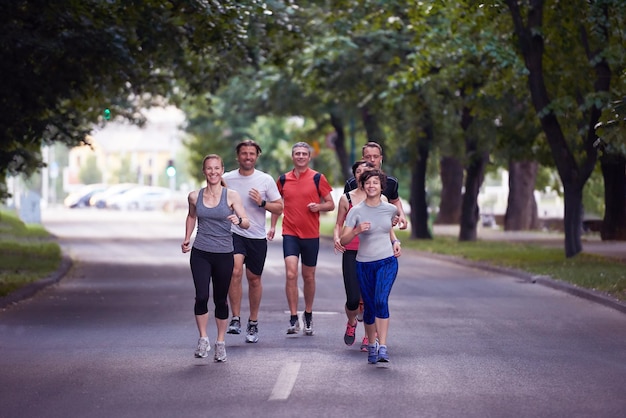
<box><xmin>259</xmin><ymin>200</ymin><xmax>266</xmax><ymax>208</ymax></box>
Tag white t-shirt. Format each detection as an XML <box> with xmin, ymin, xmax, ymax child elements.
<box><xmin>223</xmin><ymin>168</ymin><xmax>281</xmax><ymax>239</ymax></box>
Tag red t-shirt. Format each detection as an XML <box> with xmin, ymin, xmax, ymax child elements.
<box><xmin>277</xmin><ymin>168</ymin><xmax>333</xmax><ymax>239</ymax></box>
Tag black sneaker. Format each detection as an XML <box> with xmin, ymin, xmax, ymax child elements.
<box><xmin>227</xmin><ymin>317</ymin><xmax>241</xmax><ymax>334</ymax></box>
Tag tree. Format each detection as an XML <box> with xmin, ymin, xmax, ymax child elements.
<box><xmin>596</xmin><ymin>96</ymin><xmax>626</xmax><ymax>240</ymax></box>
<box><xmin>504</xmin><ymin>0</ymin><xmax>625</xmax><ymax>256</ymax></box>
<box><xmin>0</xmin><ymin>0</ymin><xmax>303</xmax><ymax>199</ymax></box>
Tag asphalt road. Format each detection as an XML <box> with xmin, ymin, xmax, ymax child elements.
<box><xmin>1</xmin><ymin>208</ymin><xmax>626</xmax><ymax>418</ymax></box>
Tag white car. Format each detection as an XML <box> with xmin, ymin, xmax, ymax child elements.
<box><xmin>106</xmin><ymin>186</ymin><xmax>172</xmax><ymax>211</ymax></box>
<box><xmin>89</xmin><ymin>183</ymin><xmax>140</xmax><ymax>208</ymax></box>
<box><xmin>63</xmin><ymin>183</ymin><xmax>108</xmax><ymax>208</ymax></box>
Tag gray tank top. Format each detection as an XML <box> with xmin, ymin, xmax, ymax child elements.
<box><xmin>193</xmin><ymin>187</ymin><xmax>234</xmax><ymax>253</ymax></box>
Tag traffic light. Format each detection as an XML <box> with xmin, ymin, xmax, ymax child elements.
<box><xmin>166</xmin><ymin>159</ymin><xmax>176</xmax><ymax>177</ymax></box>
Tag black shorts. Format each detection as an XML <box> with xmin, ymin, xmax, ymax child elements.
<box><xmin>282</xmin><ymin>235</ymin><xmax>320</xmax><ymax>267</ymax></box>
<box><xmin>232</xmin><ymin>233</ymin><xmax>268</xmax><ymax>276</ymax></box>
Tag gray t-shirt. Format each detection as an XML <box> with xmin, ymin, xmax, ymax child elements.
<box><xmin>223</xmin><ymin>168</ymin><xmax>281</xmax><ymax>239</ymax></box>
<box><xmin>345</xmin><ymin>200</ymin><xmax>398</xmax><ymax>262</ymax></box>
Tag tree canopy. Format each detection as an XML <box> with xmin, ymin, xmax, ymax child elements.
<box><xmin>0</xmin><ymin>0</ymin><xmax>302</xmax><ymax>198</ymax></box>
<box><xmin>3</xmin><ymin>1</ymin><xmax>626</xmax><ymax>255</ymax></box>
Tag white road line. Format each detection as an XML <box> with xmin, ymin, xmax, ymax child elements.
<box><xmin>269</xmin><ymin>361</ymin><xmax>301</xmax><ymax>401</ymax></box>
<box><xmin>282</xmin><ymin>311</ymin><xmax>340</xmax><ymax>315</ymax></box>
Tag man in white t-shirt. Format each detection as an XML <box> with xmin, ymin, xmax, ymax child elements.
<box><xmin>223</xmin><ymin>140</ymin><xmax>283</xmax><ymax>343</ymax></box>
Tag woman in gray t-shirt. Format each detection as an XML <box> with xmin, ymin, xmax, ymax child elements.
<box><xmin>340</xmin><ymin>169</ymin><xmax>401</xmax><ymax>365</ymax></box>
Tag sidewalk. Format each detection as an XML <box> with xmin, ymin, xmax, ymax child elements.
<box><xmin>429</xmin><ymin>224</ymin><xmax>626</xmax><ymax>315</ymax></box>
<box><xmin>432</xmin><ymin>224</ymin><xmax>626</xmax><ymax>263</ymax></box>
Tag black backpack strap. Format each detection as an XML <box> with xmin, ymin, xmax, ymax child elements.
<box><xmin>345</xmin><ymin>192</ymin><xmax>352</xmax><ymax>206</ymax></box>
<box><xmin>314</xmin><ymin>172</ymin><xmax>321</xmax><ymax>194</ymax></box>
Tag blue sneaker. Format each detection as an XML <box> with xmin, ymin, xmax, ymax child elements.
<box><xmin>367</xmin><ymin>343</ymin><xmax>378</xmax><ymax>364</ymax></box>
<box><xmin>377</xmin><ymin>345</ymin><xmax>389</xmax><ymax>363</ymax></box>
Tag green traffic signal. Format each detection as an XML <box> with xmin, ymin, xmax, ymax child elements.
<box><xmin>103</xmin><ymin>108</ymin><xmax>111</xmax><ymax>120</ymax></box>
<box><xmin>166</xmin><ymin>159</ymin><xmax>176</xmax><ymax>177</ymax></box>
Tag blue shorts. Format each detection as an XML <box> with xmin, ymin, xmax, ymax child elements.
<box><xmin>282</xmin><ymin>235</ymin><xmax>320</xmax><ymax>267</ymax></box>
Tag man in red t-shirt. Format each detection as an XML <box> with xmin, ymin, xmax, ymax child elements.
<box><xmin>270</xmin><ymin>142</ymin><xmax>335</xmax><ymax>336</ymax></box>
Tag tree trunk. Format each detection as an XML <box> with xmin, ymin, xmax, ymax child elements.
<box><xmin>563</xmin><ymin>184</ymin><xmax>584</xmax><ymax>256</ymax></box>
<box><xmin>361</xmin><ymin>105</ymin><xmax>386</xmax><ymax>151</ymax></box>
<box><xmin>504</xmin><ymin>160</ymin><xmax>539</xmax><ymax>230</ymax></box>
<box><xmin>329</xmin><ymin>111</ymin><xmax>350</xmax><ymax>181</ymax></box>
<box><xmin>410</xmin><ymin>121</ymin><xmax>433</xmax><ymax>240</ymax></box>
<box><xmin>600</xmin><ymin>153</ymin><xmax>626</xmax><ymax>240</ymax></box>
<box><xmin>435</xmin><ymin>156</ymin><xmax>463</xmax><ymax>224</ymax></box>
<box><xmin>459</xmin><ymin>105</ymin><xmax>487</xmax><ymax>242</ymax></box>
<box><xmin>459</xmin><ymin>150</ymin><xmax>488</xmax><ymax>241</ymax></box>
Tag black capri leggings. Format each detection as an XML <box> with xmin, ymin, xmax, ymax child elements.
<box><xmin>342</xmin><ymin>250</ymin><xmax>361</xmax><ymax>311</ymax></box>
<box><xmin>190</xmin><ymin>247</ymin><xmax>234</xmax><ymax>319</ymax></box>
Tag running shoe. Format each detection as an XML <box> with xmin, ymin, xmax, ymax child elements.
<box><xmin>302</xmin><ymin>313</ymin><xmax>314</xmax><ymax>336</ymax></box>
<box><xmin>227</xmin><ymin>316</ymin><xmax>241</xmax><ymax>334</ymax></box>
<box><xmin>194</xmin><ymin>337</ymin><xmax>210</xmax><ymax>358</ymax></box>
<box><xmin>367</xmin><ymin>343</ymin><xmax>379</xmax><ymax>364</ymax></box>
<box><xmin>377</xmin><ymin>345</ymin><xmax>389</xmax><ymax>363</ymax></box>
<box><xmin>360</xmin><ymin>335</ymin><xmax>369</xmax><ymax>352</ymax></box>
<box><xmin>286</xmin><ymin>317</ymin><xmax>300</xmax><ymax>335</ymax></box>
<box><xmin>214</xmin><ymin>341</ymin><xmax>227</xmax><ymax>362</ymax></box>
<box><xmin>344</xmin><ymin>321</ymin><xmax>357</xmax><ymax>346</ymax></box>
<box><xmin>246</xmin><ymin>320</ymin><xmax>259</xmax><ymax>343</ymax></box>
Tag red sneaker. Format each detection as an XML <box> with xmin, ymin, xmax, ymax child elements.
<box><xmin>344</xmin><ymin>321</ymin><xmax>357</xmax><ymax>346</ymax></box>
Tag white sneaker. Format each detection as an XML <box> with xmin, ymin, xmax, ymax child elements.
<box><xmin>286</xmin><ymin>318</ymin><xmax>300</xmax><ymax>334</ymax></box>
<box><xmin>194</xmin><ymin>337</ymin><xmax>210</xmax><ymax>358</ymax></box>
<box><xmin>214</xmin><ymin>341</ymin><xmax>227</xmax><ymax>362</ymax></box>
<box><xmin>302</xmin><ymin>313</ymin><xmax>314</xmax><ymax>336</ymax></box>
<box><xmin>246</xmin><ymin>321</ymin><xmax>259</xmax><ymax>343</ymax></box>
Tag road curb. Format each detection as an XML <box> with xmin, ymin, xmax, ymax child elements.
<box><xmin>0</xmin><ymin>255</ymin><xmax>73</xmax><ymax>310</ymax></box>
<box><xmin>416</xmin><ymin>250</ymin><xmax>626</xmax><ymax>315</ymax></box>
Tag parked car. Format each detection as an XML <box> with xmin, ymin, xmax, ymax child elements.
<box><xmin>63</xmin><ymin>183</ymin><xmax>108</xmax><ymax>208</ymax></box>
<box><xmin>106</xmin><ymin>186</ymin><xmax>172</xmax><ymax>211</ymax></box>
<box><xmin>89</xmin><ymin>183</ymin><xmax>140</xmax><ymax>208</ymax></box>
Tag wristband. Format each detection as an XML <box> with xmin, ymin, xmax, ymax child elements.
<box><xmin>259</xmin><ymin>200</ymin><xmax>266</xmax><ymax>208</ymax></box>
<box><xmin>392</xmin><ymin>239</ymin><xmax>401</xmax><ymax>245</ymax></box>
<box><xmin>237</xmin><ymin>216</ymin><xmax>243</xmax><ymax>226</ymax></box>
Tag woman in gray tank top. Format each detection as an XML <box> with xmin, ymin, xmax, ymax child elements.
<box><xmin>181</xmin><ymin>154</ymin><xmax>249</xmax><ymax>363</ymax></box>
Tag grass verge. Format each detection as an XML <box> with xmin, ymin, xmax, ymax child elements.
<box><xmin>320</xmin><ymin>219</ymin><xmax>626</xmax><ymax>302</ymax></box>
<box><xmin>2</xmin><ymin>212</ymin><xmax>624</xmax><ymax>303</ymax></box>
<box><xmin>0</xmin><ymin>210</ymin><xmax>62</xmax><ymax>297</ymax></box>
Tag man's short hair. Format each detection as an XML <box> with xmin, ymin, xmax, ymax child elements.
<box><xmin>292</xmin><ymin>141</ymin><xmax>312</xmax><ymax>155</ymax></box>
<box><xmin>236</xmin><ymin>139</ymin><xmax>262</xmax><ymax>155</ymax></box>
<box><xmin>362</xmin><ymin>141</ymin><xmax>383</xmax><ymax>156</ymax></box>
